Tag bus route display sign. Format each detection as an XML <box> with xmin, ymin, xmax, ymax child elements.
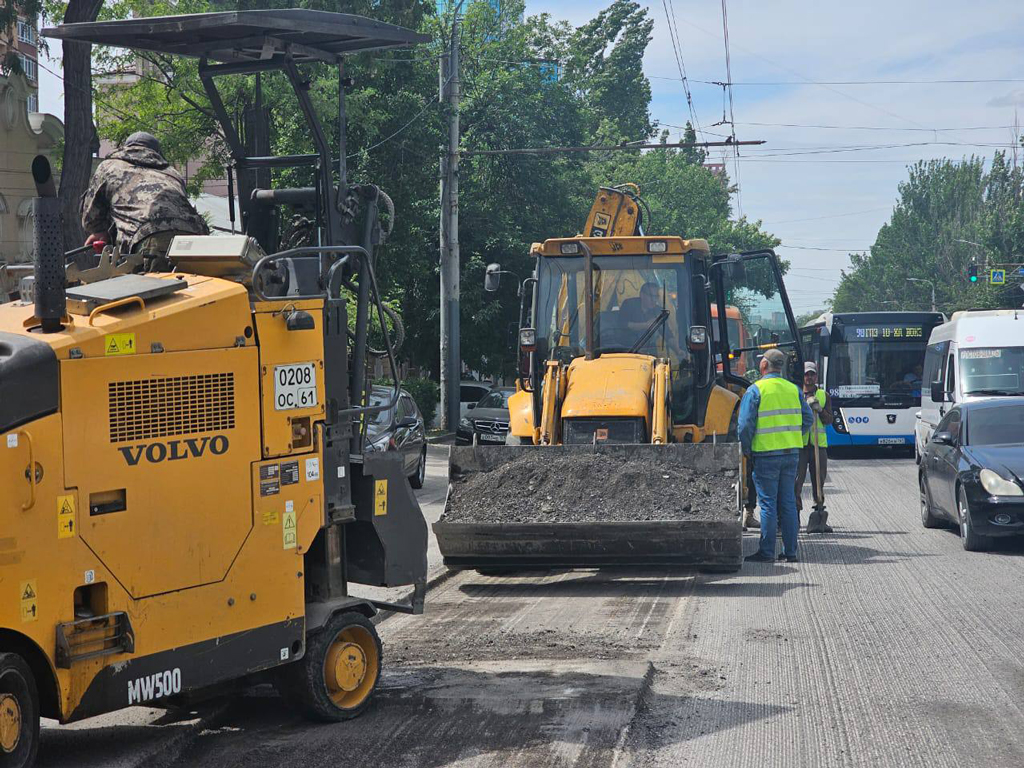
<box><xmin>844</xmin><ymin>325</ymin><xmax>925</xmax><ymax>341</ymax></box>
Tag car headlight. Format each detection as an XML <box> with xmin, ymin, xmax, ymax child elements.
<box><xmin>459</xmin><ymin>417</ymin><xmax>473</xmax><ymax>430</ymax></box>
<box><xmin>979</xmin><ymin>468</ymin><xmax>1023</xmax><ymax>496</ymax></box>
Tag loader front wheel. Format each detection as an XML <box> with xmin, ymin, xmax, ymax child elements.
<box><xmin>0</xmin><ymin>654</ymin><xmax>39</xmax><ymax>768</ymax></box>
<box><xmin>279</xmin><ymin>612</ymin><xmax>382</xmax><ymax>722</ymax></box>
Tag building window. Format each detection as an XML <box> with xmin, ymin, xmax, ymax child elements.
<box><xmin>17</xmin><ymin>20</ymin><xmax>36</xmax><ymax>46</ymax></box>
<box><xmin>27</xmin><ymin>93</ymin><xmax>38</xmax><ymax>113</ymax></box>
<box><xmin>16</xmin><ymin>54</ymin><xmax>37</xmax><ymax>83</ymax></box>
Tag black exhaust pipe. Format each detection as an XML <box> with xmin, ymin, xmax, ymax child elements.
<box><xmin>31</xmin><ymin>155</ymin><xmax>64</xmax><ymax>333</ymax></box>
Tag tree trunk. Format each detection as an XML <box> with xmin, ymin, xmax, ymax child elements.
<box><xmin>58</xmin><ymin>0</ymin><xmax>103</xmax><ymax>252</ymax></box>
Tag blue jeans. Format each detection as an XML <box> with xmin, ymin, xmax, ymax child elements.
<box><xmin>752</xmin><ymin>452</ymin><xmax>800</xmax><ymax>558</ymax></box>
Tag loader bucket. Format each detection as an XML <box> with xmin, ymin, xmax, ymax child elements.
<box><xmin>433</xmin><ymin>442</ymin><xmax>742</xmax><ymax>572</ymax></box>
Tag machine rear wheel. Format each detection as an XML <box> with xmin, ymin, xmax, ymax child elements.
<box><xmin>279</xmin><ymin>612</ymin><xmax>382</xmax><ymax>722</ymax></box>
<box><xmin>0</xmin><ymin>654</ymin><xmax>39</xmax><ymax>768</ymax></box>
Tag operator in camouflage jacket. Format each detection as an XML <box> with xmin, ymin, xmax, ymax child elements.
<box><xmin>81</xmin><ymin>132</ymin><xmax>209</xmax><ymax>256</ymax></box>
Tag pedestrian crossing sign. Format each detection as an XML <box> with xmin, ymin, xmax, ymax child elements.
<box><xmin>990</xmin><ymin>268</ymin><xmax>1006</xmax><ymax>285</ymax></box>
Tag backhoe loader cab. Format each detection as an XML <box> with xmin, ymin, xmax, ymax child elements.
<box><xmin>0</xmin><ymin>10</ymin><xmax>429</xmax><ymax>767</ymax></box>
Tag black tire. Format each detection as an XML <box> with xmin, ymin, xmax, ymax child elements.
<box><xmin>0</xmin><ymin>653</ymin><xmax>39</xmax><ymax>768</ymax></box>
<box><xmin>920</xmin><ymin>472</ymin><xmax>944</xmax><ymax>529</ymax></box>
<box><xmin>278</xmin><ymin>612</ymin><xmax>382</xmax><ymax>722</ymax></box>
<box><xmin>958</xmin><ymin>486</ymin><xmax>990</xmax><ymax>552</ymax></box>
<box><xmin>409</xmin><ymin>448</ymin><xmax>426</xmax><ymax>489</ymax></box>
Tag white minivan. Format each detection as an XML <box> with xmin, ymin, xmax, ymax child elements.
<box><xmin>915</xmin><ymin>309</ymin><xmax>1024</xmax><ymax>460</ymax></box>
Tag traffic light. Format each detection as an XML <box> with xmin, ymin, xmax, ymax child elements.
<box><xmin>968</xmin><ymin>263</ymin><xmax>978</xmax><ymax>283</ymax></box>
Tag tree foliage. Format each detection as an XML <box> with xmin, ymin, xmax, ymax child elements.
<box><xmin>832</xmin><ymin>152</ymin><xmax>1024</xmax><ymax>314</ymax></box>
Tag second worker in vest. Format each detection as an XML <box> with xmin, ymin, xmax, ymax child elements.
<box><xmin>738</xmin><ymin>348</ymin><xmax>814</xmax><ymax>563</ymax></box>
<box><xmin>797</xmin><ymin>362</ymin><xmax>834</xmax><ymax>533</ymax></box>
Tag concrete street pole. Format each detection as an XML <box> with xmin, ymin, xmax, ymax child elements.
<box><xmin>439</xmin><ymin>18</ymin><xmax>461</xmax><ymax>432</ymax></box>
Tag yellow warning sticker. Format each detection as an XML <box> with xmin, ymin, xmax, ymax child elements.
<box><xmin>282</xmin><ymin>510</ymin><xmax>297</xmax><ymax>549</ymax></box>
<box><xmin>57</xmin><ymin>494</ymin><xmax>76</xmax><ymax>539</ymax></box>
<box><xmin>20</xmin><ymin>580</ymin><xmax>37</xmax><ymax>623</ymax></box>
<box><xmin>104</xmin><ymin>333</ymin><xmax>137</xmax><ymax>356</ymax></box>
<box><xmin>262</xmin><ymin>509</ymin><xmax>280</xmax><ymax>526</ymax></box>
<box><xmin>374</xmin><ymin>479</ymin><xmax>388</xmax><ymax>516</ymax></box>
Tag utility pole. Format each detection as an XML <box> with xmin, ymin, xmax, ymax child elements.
<box><xmin>439</xmin><ymin>17</ymin><xmax>461</xmax><ymax>432</ymax></box>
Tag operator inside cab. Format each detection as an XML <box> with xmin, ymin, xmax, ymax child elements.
<box><xmin>619</xmin><ymin>281</ymin><xmax>680</xmax><ymax>355</ymax></box>
<box><xmin>81</xmin><ymin>131</ymin><xmax>209</xmax><ymax>263</ymax></box>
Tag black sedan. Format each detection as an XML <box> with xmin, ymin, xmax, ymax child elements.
<box><xmin>919</xmin><ymin>400</ymin><xmax>1024</xmax><ymax>551</ymax></box>
<box><xmin>364</xmin><ymin>386</ymin><xmax>427</xmax><ymax>488</ymax></box>
<box><xmin>456</xmin><ymin>387</ymin><xmax>515</xmax><ymax>446</ymax></box>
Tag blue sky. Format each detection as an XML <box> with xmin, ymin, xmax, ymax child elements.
<box><xmin>38</xmin><ymin>1</ymin><xmax>1024</xmax><ymax>312</ymax></box>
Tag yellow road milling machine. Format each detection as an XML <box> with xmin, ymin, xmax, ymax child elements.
<box><xmin>434</xmin><ymin>186</ymin><xmax>804</xmax><ymax>571</ymax></box>
<box><xmin>0</xmin><ymin>11</ymin><xmax>430</xmax><ymax>767</ymax></box>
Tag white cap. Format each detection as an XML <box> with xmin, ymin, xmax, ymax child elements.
<box><xmin>804</xmin><ymin>361</ymin><xmax>817</xmax><ymax>374</ymax></box>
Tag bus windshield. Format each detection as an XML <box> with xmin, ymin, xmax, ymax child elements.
<box><xmin>826</xmin><ymin>323</ymin><xmax>930</xmax><ymax>404</ymax></box>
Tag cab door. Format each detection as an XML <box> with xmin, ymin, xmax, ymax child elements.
<box><xmin>710</xmin><ymin>250</ymin><xmax>805</xmax><ymax>386</ymax></box>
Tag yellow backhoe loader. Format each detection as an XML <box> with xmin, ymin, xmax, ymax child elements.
<box><xmin>0</xmin><ymin>11</ymin><xmax>430</xmax><ymax>767</ymax></box>
<box><xmin>434</xmin><ymin>186</ymin><xmax>804</xmax><ymax>571</ymax></box>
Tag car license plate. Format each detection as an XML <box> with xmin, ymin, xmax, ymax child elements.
<box><xmin>274</xmin><ymin>362</ymin><xmax>318</xmax><ymax>410</ymax></box>
<box><xmin>878</xmin><ymin>437</ymin><xmax>905</xmax><ymax>445</ymax></box>
<box><xmin>479</xmin><ymin>433</ymin><xmax>504</xmax><ymax>443</ymax></box>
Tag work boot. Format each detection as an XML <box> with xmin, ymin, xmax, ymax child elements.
<box><xmin>806</xmin><ymin>509</ymin><xmax>823</xmax><ymax>533</ymax></box>
<box><xmin>742</xmin><ymin>508</ymin><xmax>758</xmax><ymax>531</ymax></box>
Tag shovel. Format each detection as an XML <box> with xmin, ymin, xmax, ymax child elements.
<box><xmin>805</xmin><ymin>402</ymin><xmax>831</xmax><ymax>533</ymax></box>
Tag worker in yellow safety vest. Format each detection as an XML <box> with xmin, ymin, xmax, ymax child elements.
<box><xmin>738</xmin><ymin>348</ymin><xmax>814</xmax><ymax>564</ymax></box>
<box><xmin>797</xmin><ymin>361</ymin><xmax>834</xmax><ymax>533</ymax></box>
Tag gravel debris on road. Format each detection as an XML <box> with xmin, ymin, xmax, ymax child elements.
<box><xmin>442</xmin><ymin>450</ymin><xmax>738</xmax><ymax>523</ymax></box>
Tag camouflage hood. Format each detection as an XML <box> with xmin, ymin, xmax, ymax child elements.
<box><xmin>108</xmin><ymin>145</ymin><xmax>170</xmax><ymax>170</ymax></box>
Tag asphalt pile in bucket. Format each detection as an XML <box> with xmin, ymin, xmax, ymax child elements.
<box><xmin>442</xmin><ymin>451</ymin><xmax>739</xmax><ymax>524</ymax></box>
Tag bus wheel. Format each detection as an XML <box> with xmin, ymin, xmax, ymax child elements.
<box><xmin>0</xmin><ymin>654</ymin><xmax>39</xmax><ymax>768</ymax></box>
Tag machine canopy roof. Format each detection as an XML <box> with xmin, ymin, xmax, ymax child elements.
<box><xmin>43</xmin><ymin>9</ymin><xmax>429</xmax><ymax>64</ymax></box>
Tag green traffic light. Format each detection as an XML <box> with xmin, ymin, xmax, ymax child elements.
<box><xmin>970</xmin><ymin>275</ymin><xmax>978</xmax><ymax>282</ymax></box>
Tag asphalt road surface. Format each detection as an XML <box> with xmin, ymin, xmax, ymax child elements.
<box><xmin>38</xmin><ymin>450</ymin><xmax>1024</xmax><ymax>768</ymax></box>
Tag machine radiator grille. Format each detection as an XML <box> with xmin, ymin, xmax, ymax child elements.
<box><xmin>108</xmin><ymin>373</ymin><xmax>236</xmax><ymax>443</ymax></box>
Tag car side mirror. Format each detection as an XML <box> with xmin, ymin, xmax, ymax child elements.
<box><xmin>930</xmin><ymin>381</ymin><xmax>945</xmax><ymax>403</ymax></box>
<box><xmin>397</xmin><ymin>416</ymin><xmax>418</xmax><ymax>428</ymax></box>
<box><xmin>467</xmin><ymin>403</ymin><xmax>475</xmax><ymax>410</ymax></box>
<box><xmin>931</xmin><ymin>430</ymin><xmax>953</xmax><ymax>446</ymax></box>
<box><xmin>484</xmin><ymin>263</ymin><xmax>502</xmax><ymax>292</ymax></box>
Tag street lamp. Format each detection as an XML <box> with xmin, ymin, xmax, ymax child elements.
<box><xmin>907</xmin><ymin>277</ymin><xmax>936</xmax><ymax>312</ymax></box>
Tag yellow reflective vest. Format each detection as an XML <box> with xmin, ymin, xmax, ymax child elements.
<box><xmin>751</xmin><ymin>376</ymin><xmax>804</xmax><ymax>453</ymax></box>
<box><xmin>805</xmin><ymin>388</ymin><xmax>828</xmax><ymax>448</ymax></box>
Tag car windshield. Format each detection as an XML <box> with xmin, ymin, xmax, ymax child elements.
<box><xmin>367</xmin><ymin>392</ymin><xmax>394</xmax><ymax>426</ymax></box>
<box><xmin>476</xmin><ymin>391</ymin><xmax>510</xmax><ymax>409</ymax></box>
<box><xmin>961</xmin><ymin>347</ymin><xmax>1024</xmax><ymax>396</ymax></box>
<box><xmin>967</xmin><ymin>404</ymin><xmax>1024</xmax><ymax>446</ymax></box>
